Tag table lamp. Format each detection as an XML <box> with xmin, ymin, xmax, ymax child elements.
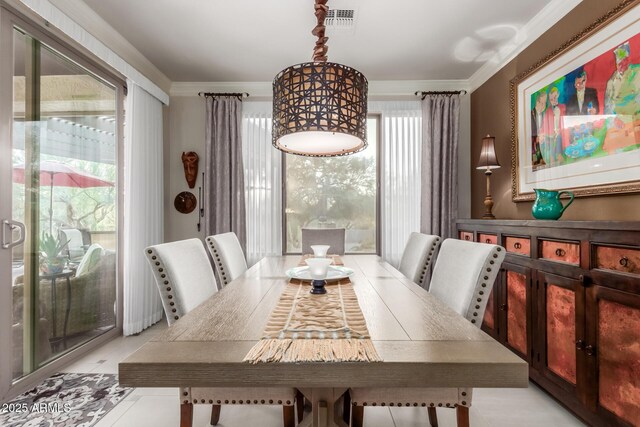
<box><xmin>476</xmin><ymin>135</ymin><xmax>501</xmax><ymax>219</ymax></box>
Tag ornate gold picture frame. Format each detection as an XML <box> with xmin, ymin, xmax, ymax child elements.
<box><xmin>511</xmin><ymin>0</ymin><xmax>640</xmax><ymax>201</ymax></box>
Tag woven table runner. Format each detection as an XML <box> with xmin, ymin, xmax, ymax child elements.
<box><xmin>243</xmin><ymin>276</ymin><xmax>380</xmax><ymax>364</ymax></box>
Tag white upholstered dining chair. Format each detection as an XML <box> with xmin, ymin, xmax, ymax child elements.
<box><xmin>349</xmin><ymin>239</ymin><xmax>506</xmax><ymax>427</ymax></box>
<box><xmin>301</xmin><ymin>228</ymin><xmax>346</xmax><ymax>255</ymax></box>
<box><xmin>398</xmin><ymin>232</ymin><xmax>441</xmax><ymax>287</ymax></box>
<box><xmin>145</xmin><ymin>238</ymin><xmax>299</xmax><ymax>427</ymax></box>
<box><xmin>205</xmin><ymin>232</ymin><xmax>248</xmax><ymax>287</ymax></box>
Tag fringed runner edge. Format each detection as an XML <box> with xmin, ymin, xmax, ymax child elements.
<box><xmin>243</xmin><ymin>338</ymin><xmax>381</xmax><ymax>364</ymax></box>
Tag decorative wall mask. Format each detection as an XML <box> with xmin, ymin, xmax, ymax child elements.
<box><xmin>181</xmin><ymin>151</ymin><xmax>199</xmax><ymax>188</ymax></box>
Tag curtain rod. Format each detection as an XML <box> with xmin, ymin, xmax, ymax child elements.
<box><xmin>198</xmin><ymin>92</ymin><xmax>250</xmax><ymax>99</ymax></box>
<box><xmin>415</xmin><ymin>90</ymin><xmax>467</xmax><ymax>100</ymax></box>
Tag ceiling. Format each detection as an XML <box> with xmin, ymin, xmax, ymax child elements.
<box><xmin>79</xmin><ymin>0</ymin><xmax>556</xmax><ymax>82</ymax></box>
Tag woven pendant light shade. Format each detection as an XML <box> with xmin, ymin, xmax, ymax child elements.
<box><xmin>272</xmin><ymin>61</ymin><xmax>368</xmax><ymax>157</ymax></box>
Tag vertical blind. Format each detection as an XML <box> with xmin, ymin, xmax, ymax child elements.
<box><xmin>370</xmin><ymin>101</ymin><xmax>422</xmax><ymax>268</ymax></box>
<box><xmin>242</xmin><ymin>102</ymin><xmax>282</xmax><ymax>266</ymax></box>
<box><xmin>123</xmin><ymin>82</ymin><xmax>164</xmax><ymax>335</ymax></box>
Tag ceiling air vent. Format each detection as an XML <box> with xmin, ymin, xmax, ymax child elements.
<box><xmin>324</xmin><ymin>9</ymin><xmax>356</xmax><ymax>32</ymax></box>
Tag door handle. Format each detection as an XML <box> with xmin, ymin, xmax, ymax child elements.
<box><xmin>585</xmin><ymin>344</ymin><xmax>596</xmax><ymax>357</ymax></box>
<box><xmin>2</xmin><ymin>220</ymin><xmax>26</xmax><ymax>249</ymax></box>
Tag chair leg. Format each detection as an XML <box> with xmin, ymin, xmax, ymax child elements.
<box><xmin>210</xmin><ymin>404</ymin><xmax>221</xmax><ymax>425</ymax></box>
<box><xmin>283</xmin><ymin>405</ymin><xmax>295</xmax><ymax>427</ymax></box>
<box><xmin>456</xmin><ymin>406</ymin><xmax>470</xmax><ymax>427</ymax></box>
<box><xmin>296</xmin><ymin>390</ymin><xmax>304</xmax><ymax>423</ymax></box>
<box><xmin>351</xmin><ymin>406</ymin><xmax>364</xmax><ymax>427</ymax></box>
<box><xmin>343</xmin><ymin>392</ymin><xmax>351</xmax><ymax>424</ymax></box>
<box><xmin>427</xmin><ymin>407</ymin><xmax>438</xmax><ymax>427</ymax></box>
<box><xmin>180</xmin><ymin>402</ymin><xmax>193</xmax><ymax>427</ymax></box>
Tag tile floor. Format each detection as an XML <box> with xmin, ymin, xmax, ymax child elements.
<box><xmin>60</xmin><ymin>322</ymin><xmax>586</xmax><ymax>427</ymax></box>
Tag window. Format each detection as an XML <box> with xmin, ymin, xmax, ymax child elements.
<box><xmin>284</xmin><ymin>117</ymin><xmax>379</xmax><ymax>253</ymax></box>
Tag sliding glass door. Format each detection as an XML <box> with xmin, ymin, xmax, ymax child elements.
<box><xmin>0</xmin><ymin>10</ymin><xmax>121</xmax><ymax>394</ymax></box>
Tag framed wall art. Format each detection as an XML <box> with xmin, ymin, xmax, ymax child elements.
<box><xmin>511</xmin><ymin>1</ymin><xmax>640</xmax><ymax>201</ymax></box>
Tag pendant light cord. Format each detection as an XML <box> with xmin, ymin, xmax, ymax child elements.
<box><xmin>312</xmin><ymin>0</ymin><xmax>329</xmax><ymax>62</ymax></box>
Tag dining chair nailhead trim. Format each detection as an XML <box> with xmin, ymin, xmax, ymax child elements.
<box><xmin>418</xmin><ymin>238</ymin><xmax>441</xmax><ymax>287</ymax></box>
<box><xmin>206</xmin><ymin>237</ymin><xmax>230</xmax><ymax>285</ymax></box>
<box><xmin>181</xmin><ymin>397</ymin><xmax>300</xmax><ymax>406</ymax></box>
<box><xmin>146</xmin><ymin>248</ymin><xmax>180</xmax><ymax>323</ymax></box>
<box><xmin>464</xmin><ymin>246</ymin><xmax>504</xmax><ymax>324</ymax></box>
<box><xmin>355</xmin><ymin>400</ymin><xmax>463</xmax><ymax>407</ymax></box>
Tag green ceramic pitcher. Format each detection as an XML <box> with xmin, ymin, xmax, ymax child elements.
<box><xmin>532</xmin><ymin>189</ymin><xmax>574</xmax><ymax>220</ymax></box>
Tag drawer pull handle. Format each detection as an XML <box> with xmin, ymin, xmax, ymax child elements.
<box><xmin>620</xmin><ymin>256</ymin><xmax>629</xmax><ymax>267</ymax></box>
<box><xmin>514</xmin><ymin>242</ymin><xmax>522</xmax><ymax>249</ymax></box>
<box><xmin>575</xmin><ymin>340</ymin><xmax>584</xmax><ymax>351</ymax></box>
<box><xmin>465</xmin><ymin>235</ymin><xmax>471</xmax><ymax>241</ymax></box>
<box><xmin>485</xmin><ymin>239</ymin><xmax>491</xmax><ymax>243</ymax></box>
<box><xmin>555</xmin><ymin>248</ymin><xmax>566</xmax><ymax>257</ymax></box>
<box><xmin>499</xmin><ymin>304</ymin><xmax>507</xmax><ymax>311</ymax></box>
<box><xmin>585</xmin><ymin>344</ymin><xmax>596</xmax><ymax>357</ymax></box>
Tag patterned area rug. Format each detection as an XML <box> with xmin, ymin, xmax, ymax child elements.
<box><xmin>0</xmin><ymin>373</ymin><xmax>132</xmax><ymax>427</ymax></box>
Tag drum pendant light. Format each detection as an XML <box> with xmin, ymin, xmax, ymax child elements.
<box><xmin>272</xmin><ymin>0</ymin><xmax>368</xmax><ymax>157</ymax></box>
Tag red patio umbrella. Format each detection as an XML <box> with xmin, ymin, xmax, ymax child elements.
<box><xmin>12</xmin><ymin>160</ymin><xmax>114</xmax><ymax>233</ymax></box>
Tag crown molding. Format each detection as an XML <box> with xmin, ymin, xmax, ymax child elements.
<box><xmin>170</xmin><ymin>80</ymin><xmax>470</xmax><ymax>98</ymax></box>
<box><xmin>468</xmin><ymin>0</ymin><xmax>582</xmax><ymax>92</ymax></box>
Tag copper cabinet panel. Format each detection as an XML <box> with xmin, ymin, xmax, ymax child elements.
<box><xmin>546</xmin><ymin>285</ymin><xmax>577</xmax><ymax>385</ymax></box>
<box><xmin>483</xmin><ymin>288</ymin><xmax>495</xmax><ymax>330</ymax></box>
<box><xmin>595</xmin><ymin>245</ymin><xmax>640</xmax><ymax>276</ymax></box>
<box><xmin>540</xmin><ymin>240</ymin><xmax>580</xmax><ymax>265</ymax></box>
<box><xmin>505</xmin><ymin>237</ymin><xmax>530</xmax><ymax>256</ymax></box>
<box><xmin>478</xmin><ymin>233</ymin><xmax>497</xmax><ymax>245</ymax></box>
<box><xmin>459</xmin><ymin>231</ymin><xmax>473</xmax><ymax>241</ymax></box>
<box><xmin>597</xmin><ymin>299</ymin><xmax>640</xmax><ymax>427</ymax></box>
<box><xmin>507</xmin><ymin>271</ymin><xmax>527</xmax><ymax>355</ymax></box>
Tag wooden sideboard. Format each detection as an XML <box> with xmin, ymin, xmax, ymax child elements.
<box><xmin>456</xmin><ymin>219</ymin><xmax>640</xmax><ymax>427</ymax></box>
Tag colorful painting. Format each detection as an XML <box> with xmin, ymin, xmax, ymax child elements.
<box><xmin>530</xmin><ymin>36</ymin><xmax>640</xmax><ymax>171</ymax></box>
<box><xmin>511</xmin><ymin>3</ymin><xmax>640</xmax><ymax>201</ymax></box>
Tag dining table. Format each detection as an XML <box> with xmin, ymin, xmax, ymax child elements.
<box><xmin>119</xmin><ymin>255</ymin><xmax>528</xmax><ymax>427</ymax></box>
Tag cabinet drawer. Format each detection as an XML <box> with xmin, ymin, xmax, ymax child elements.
<box><xmin>594</xmin><ymin>245</ymin><xmax>640</xmax><ymax>275</ymax></box>
<box><xmin>505</xmin><ymin>236</ymin><xmax>530</xmax><ymax>256</ymax></box>
<box><xmin>459</xmin><ymin>231</ymin><xmax>473</xmax><ymax>241</ymax></box>
<box><xmin>540</xmin><ymin>240</ymin><xmax>580</xmax><ymax>265</ymax></box>
<box><xmin>478</xmin><ymin>233</ymin><xmax>497</xmax><ymax>244</ymax></box>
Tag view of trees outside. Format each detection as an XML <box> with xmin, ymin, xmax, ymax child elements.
<box><xmin>11</xmin><ymin>149</ymin><xmax>116</xmax><ymax>234</ymax></box>
<box><xmin>285</xmin><ymin>117</ymin><xmax>378</xmax><ymax>253</ymax></box>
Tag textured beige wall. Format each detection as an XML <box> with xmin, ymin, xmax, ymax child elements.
<box><xmin>164</xmin><ymin>96</ymin><xmax>206</xmax><ymax>242</ymax></box>
<box><xmin>470</xmin><ymin>0</ymin><xmax>640</xmax><ymax>221</ymax></box>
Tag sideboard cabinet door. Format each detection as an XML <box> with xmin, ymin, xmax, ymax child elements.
<box><xmin>586</xmin><ymin>285</ymin><xmax>640</xmax><ymax>427</ymax></box>
<box><xmin>536</xmin><ymin>272</ymin><xmax>586</xmax><ymax>402</ymax></box>
<box><xmin>499</xmin><ymin>263</ymin><xmax>533</xmax><ymax>362</ymax></box>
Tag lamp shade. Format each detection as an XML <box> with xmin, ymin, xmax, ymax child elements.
<box><xmin>476</xmin><ymin>134</ymin><xmax>501</xmax><ymax>170</ymax></box>
<box><xmin>272</xmin><ymin>61</ymin><xmax>368</xmax><ymax>157</ymax></box>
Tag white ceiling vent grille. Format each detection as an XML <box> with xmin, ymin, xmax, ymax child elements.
<box><xmin>325</xmin><ymin>9</ymin><xmax>356</xmax><ymax>32</ymax></box>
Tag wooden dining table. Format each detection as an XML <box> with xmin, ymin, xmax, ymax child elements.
<box><xmin>119</xmin><ymin>255</ymin><xmax>528</xmax><ymax>427</ymax></box>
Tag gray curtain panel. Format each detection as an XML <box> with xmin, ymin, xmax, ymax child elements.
<box><xmin>204</xmin><ymin>96</ymin><xmax>247</xmax><ymax>253</ymax></box>
<box><xmin>420</xmin><ymin>94</ymin><xmax>461</xmax><ymax>240</ymax></box>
